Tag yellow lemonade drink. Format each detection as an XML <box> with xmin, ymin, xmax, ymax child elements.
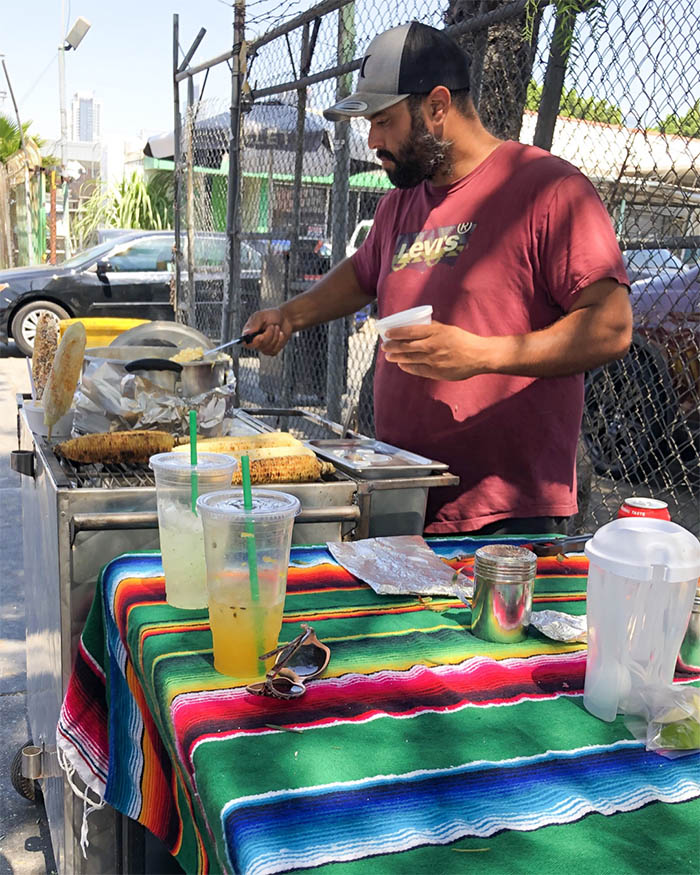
<box><xmin>208</xmin><ymin>590</ymin><xmax>285</xmax><ymax>679</ymax></box>
<box><xmin>196</xmin><ymin>488</ymin><xmax>301</xmax><ymax>680</ymax></box>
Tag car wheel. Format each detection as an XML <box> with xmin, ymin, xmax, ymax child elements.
<box><xmin>582</xmin><ymin>338</ymin><xmax>676</xmax><ymax>482</ymax></box>
<box><xmin>11</xmin><ymin>301</ymin><xmax>70</xmax><ymax>357</ymax></box>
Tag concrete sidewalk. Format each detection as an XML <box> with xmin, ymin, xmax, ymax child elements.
<box><xmin>0</xmin><ymin>344</ymin><xmax>56</xmax><ymax>875</ymax></box>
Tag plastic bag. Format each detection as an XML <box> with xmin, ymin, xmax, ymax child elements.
<box><xmin>625</xmin><ymin>685</ymin><xmax>700</xmax><ymax>759</ymax></box>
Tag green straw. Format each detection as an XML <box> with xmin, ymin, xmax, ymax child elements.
<box><xmin>240</xmin><ymin>454</ymin><xmax>260</xmax><ymax>602</ymax></box>
<box><xmin>189</xmin><ymin>409</ymin><xmax>198</xmax><ymax>515</ymax></box>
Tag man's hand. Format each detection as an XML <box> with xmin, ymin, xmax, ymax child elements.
<box><xmin>382</xmin><ymin>322</ymin><xmax>491</xmax><ymax>380</ymax></box>
<box><xmin>242</xmin><ymin>308</ymin><xmax>293</xmax><ymax>356</ymax></box>
<box><xmin>382</xmin><ymin>280</ymin><xmax>633</xmax><ymax>381</ymax></box>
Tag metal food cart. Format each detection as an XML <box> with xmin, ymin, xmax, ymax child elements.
<box><xmin>11</xmin><ymin>400</ymin><xmax>457</xmax><ymax>873</ymax></box>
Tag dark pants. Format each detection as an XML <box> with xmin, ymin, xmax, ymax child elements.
<box><xmin>468</xmin><ymin>516</ymin><xmax>570</xmax><ymax>536</ymax></box>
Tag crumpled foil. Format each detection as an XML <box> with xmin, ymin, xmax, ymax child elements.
<box><xmin>528</xmin><ymin>610</ymin><xmax>587</xmax><ymax>643</ymax></box>
<box><xmin>73</xmin><ymin>359</ymin><xmax>238</xmax><ymax>437</ymax></box>
<box><xmin>327</xmin><ymin>535</ymin><xmax>470</xmax><ymax>596</ymax></box>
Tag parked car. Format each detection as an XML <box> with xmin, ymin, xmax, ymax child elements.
<box><xmin>346</xmin><ymin>220</ymin><xmax>374</xmax><ymax>257</ymax></box>
<box><xmin>248</xmin><ymin>236</ymin><xmax>332</xmax><ymax>291</ymax></box>
<box><xmin>582</xmin><ymin>259</ymin><xmax>699</xmax><ymax>483</ymax></box>
<box><xmin>0</xmin><ymin>231</ymin><xmax>262</xmax><ymax>355</ymax></box>
<box><xmin>621</xmin><ymin>247</ymin><xmax>686</xmax><ymax>284</ymax></box>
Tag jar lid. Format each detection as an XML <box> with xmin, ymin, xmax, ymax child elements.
<box><xmin>474</xmin><ymin>544</ymin><xmax>537</xmax><ymax>583</ymax></box>
<box><xmin>196</xmin><ymin>488</ymin><xmax>301</xmax><ymax>522</ymax></box>
<box><xmin>585</xmin><ymin>518</ymin><xmax>700</xmax><ymax>582</ymax></box>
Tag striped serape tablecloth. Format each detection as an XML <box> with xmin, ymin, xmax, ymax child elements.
<box><xmin>57</xmin><ymin>536</ymin><xmax>700</xmax><ymax>875</ymax></box>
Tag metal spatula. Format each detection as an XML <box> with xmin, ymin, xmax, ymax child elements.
<box><xmin>200</xmin><ymin>328</ymin><xmax>265</xmax><ymax>359</ymax></box>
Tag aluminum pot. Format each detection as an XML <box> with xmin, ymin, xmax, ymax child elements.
<box><xmin>124</xmin><ymin>357</ymin><xmax>183</xmax><ymax>393</ymax></box>
<box><xmin>179</xmin><ymin>356</ymin><xmax>233</xmax><ymax>397</ymax></box>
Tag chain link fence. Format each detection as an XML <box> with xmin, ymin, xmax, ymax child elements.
<box><xmin>175</xmin><ymin>0</ymin><xmax>699</xmax><ymax>534</ymax></box>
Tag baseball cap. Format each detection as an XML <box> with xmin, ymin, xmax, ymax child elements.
<box><xmin>324</xmin><ymin>22</ymin><xmax>471</xmax><ymax>121</ymax></box>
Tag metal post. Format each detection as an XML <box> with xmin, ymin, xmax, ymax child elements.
<box><xmin>326</xmin><ymin>2</ymin><xmax>354</xmax><ymax>423</ymax></box>
<box><xmin>281</xmin><ymin>22</ymin><xmax>314</xmax><ymax>412</ymax></box>
<box><xmin>222</xmin><ymin>0</ymin><xmax>246</xmax><ymax>400</ymax></box>
<box><xmin>49</xmin><ymin>170</ymin><xmax>57</xmax><ymax>264</ymax></box>
<box><xmin>173</xmin><ymin>14</ymin><xmax>185</xmax><ymax>323</ymax></box>
<box><xmin>186</xmin><ymin>75</ymin><xmax>197</xmax><ymax>330</ymax></box>
<box><xmin>57</xmin><ymin>27</ymin><xmax>71</xmax><ymax>258</ymax></box>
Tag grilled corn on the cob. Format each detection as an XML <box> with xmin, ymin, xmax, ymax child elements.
<box><xmin>43</xmin><ymin>321</ymin><xmax>86</xmax><ymax>437</ymax></box>
<box><xmin>231</xmin><ymin>454</ymin><xmax>334</xmax><ymax>484</ymax></box>
<box><xmin>174</xmin><ymin>443</ymin><xmax>315</xmax><ymax>463</ymax></box>
<box><xmin>56</xmin><ymin>430</ymin><xmax>175</xmax><ymax>464</ymax></box>
<box><xmin>31</xmin><ymin>313</ymin><xmax>59</xmax><ymax>401</ymax></box>
<box><xmin>178</xmin><ymin>433</ymin><xmax>302</xmax><ymax>454</ymax></box>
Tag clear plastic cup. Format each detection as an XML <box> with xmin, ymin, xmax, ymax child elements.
<box><xmin>150</xmin><ymin>452</ymin><xmax>237</xmax><ymax>609</ymax></box>
<box><xmin>197</xmin><ymin>489</ymin><xmax>301</xmax><ymax>680</ymax></box>
<box><xmin>376</xmin><ymin>305</ymin><xmax>433</xmax><ymax>341</ymax></box>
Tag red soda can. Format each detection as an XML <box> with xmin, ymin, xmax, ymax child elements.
<box><xmin>617</xmin><ymin>497</ymin><xmax>671</xmax><ymax>521</ymax></box>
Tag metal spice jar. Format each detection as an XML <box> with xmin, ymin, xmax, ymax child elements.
<box><xmin>471</xmin><ymin>544</ymin><xmax>537</xmax><ymax>643</ymax></box>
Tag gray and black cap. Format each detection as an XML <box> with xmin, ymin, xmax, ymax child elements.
<box><xmin>324</xmin><ymin>22</ymin><xmax>471</xmax><ymax>121</ymax></box>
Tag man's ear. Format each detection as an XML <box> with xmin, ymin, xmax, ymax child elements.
<box><xmin>427</xmin><ymin>86</ymin><xmax>451</xmax><ymax>124</ymax></box>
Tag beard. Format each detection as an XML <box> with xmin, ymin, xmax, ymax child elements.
<box><xmin>377</xmin><ymin>112</ymin><xmax>453</xmax><ymax>189</ymax></box>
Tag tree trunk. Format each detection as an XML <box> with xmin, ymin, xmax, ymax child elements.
<box><xmin>445</xmin><ymin>0</ymin><xmax>542</xmax><ymax>141</ymax></box>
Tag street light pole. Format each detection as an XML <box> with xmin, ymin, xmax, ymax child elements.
<box><xmin>57</xmin><ymin>23</ymin><xmax>70</xmax><ymax>258</ymax></box>
<box><xmin>57</xmin><ymin>5</ymin><xmax>91</xmax><ymax>261</ymax></box>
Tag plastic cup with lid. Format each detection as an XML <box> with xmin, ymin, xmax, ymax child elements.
<box><xmin>376</xmin><ymin>305</ymin><xmax>433</xmax><ymax>341</ymax></box>
<box><xmin>149</xmin><ymin>451</ymin><xmax>237</xmax><ymax>610</ymax></box>
<box><xmin>197</xmin><ymin>489</ymin><xmax>300</xmax><ymax>679</ymax></box>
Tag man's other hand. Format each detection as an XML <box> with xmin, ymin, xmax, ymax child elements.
<box><xmin>382</xmin><ymin>321</ymin><xmax>490</xmax><ymax>380</ymax></box>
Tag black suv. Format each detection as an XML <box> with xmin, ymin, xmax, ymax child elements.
<box><xmin>0</xmin><ymin>231</ymin><xmax>262</xmax><ymax>355</ymax></box>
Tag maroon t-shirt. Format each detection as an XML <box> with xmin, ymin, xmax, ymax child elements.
<box><xmin>351</xmin><ymin>140</ymin><xmax>628</xmax><ymax>533</ymax></box>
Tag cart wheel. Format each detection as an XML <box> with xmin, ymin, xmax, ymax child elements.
<box><xmin>10</xmin><ymin>744</ymin><xmax>42</xmax><ymax>804</ymax></box>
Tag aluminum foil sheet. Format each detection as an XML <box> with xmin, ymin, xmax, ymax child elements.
<box><xmin>73</xmin><ymin>363</ymin><xmax>237</xmax><ymax>437</ymax></box>
<box><xmin>529</xmin><ymin>610</ymin><xmax>588</xmax><ymax>643</ymax></box>
<box><xmin>327</xmin><ymin>535</ymin><xmax>470</xmax><ymax>597</ymax></box>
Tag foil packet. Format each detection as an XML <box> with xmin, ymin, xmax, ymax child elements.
<box><xmin>73</xmin><ymin>362</ymin><xmax>238</xmax><ymax>437</ymax></box>
<box><xmin>327</xmin><ymin>535</ymin><xmax>469</xmax><ymax>597</ymax></box>
<box><xmin>529</xmin><ymin>610</ymin><xmax>587</xmax><ymax>643</ymax></box>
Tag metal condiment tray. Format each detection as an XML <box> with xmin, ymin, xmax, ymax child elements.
<box><xmin>306</xmin><ymin>438</ymin><xmax>449</xmax><ymax>480</ymax></box>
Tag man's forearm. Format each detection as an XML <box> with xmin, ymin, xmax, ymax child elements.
<box><xmin>281</xmin><ymin>258</ymin><xmax>375</xmax><ymax>333</ymax></box>
<box><xmin>487</xmin><ymin>283</ymin><xmax>633</xmax><ymax>378</ymax></box>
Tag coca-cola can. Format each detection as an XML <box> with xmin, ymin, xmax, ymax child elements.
<box><xmin>617</xmin><ymin>497</ymin><xmax>671</xmax><ymax>520</ymax></box>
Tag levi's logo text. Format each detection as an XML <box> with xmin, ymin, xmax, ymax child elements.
<box><xmin>391</xmin><ymin>223</ymin><xmax>476</xmax><ymax>272</ymax></box>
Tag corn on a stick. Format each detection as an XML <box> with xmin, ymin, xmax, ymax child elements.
<box><xmin>174</xmin><ymin>444</ymin><xmax>315</xmax><ymax>463</ymax></box>
<box><xmin>31</xmin><ymin>313</ymin><xmax>59</xmax><ymax>401</ymax></box>
<box><xmin>230</xmin><ymin>454</ymin><xmax>334</xmax><ymax>484</ymax></box>
<box><xmin>56</xmin><ymin>430</ymin><xmax>175</xmax><ymax>464</ymax></box>
<box><xmin>175</xmin><ymin>433</ymin><xmax>302</xmax><ymax>454</ymax></box>
<box><xmin>43</xmin><ymin>321</ymin><xmax>87</xmax><ymax>437</ymax></box>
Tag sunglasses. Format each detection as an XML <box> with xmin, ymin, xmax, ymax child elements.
<box><xmin>246</xmin><ymin>624</ymin><xmax>331</xmax><ymax>699</ymax></box>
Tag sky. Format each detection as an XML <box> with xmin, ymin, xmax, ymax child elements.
<box><xmin>0</xmin><ymin>0</ymin><xmax>313</xmax><ymax>144</ymax></box>
<box><xmin>1</xmin><ymin>0</ymin><xmax>697</xmax><ymax>150</ymax></box>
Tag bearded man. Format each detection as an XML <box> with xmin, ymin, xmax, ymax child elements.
<box><xmin>243</xmin><ymin>22</ymin><xmax>632</xmax><ymax>535</ymax></box>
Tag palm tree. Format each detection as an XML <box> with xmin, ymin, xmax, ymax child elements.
<box><xmin>0</xmin><ymin>113</ymin><xmax>58</xmax><ymax>166</ymax></box>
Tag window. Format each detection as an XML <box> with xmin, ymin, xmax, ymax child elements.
<box><xmin>108</xmin><ymin>237</ymin><xmax>174</xmax><ymax>272</ymax></box>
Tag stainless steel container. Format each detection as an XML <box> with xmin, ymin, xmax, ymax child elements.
<box><xmin>471</xmin><ymin>544</ymin><xmax>537</xmax><ymax>643</ymax></box>
<box><xmin>179</xmin><ymin>357</ymin><xmax>231</xmax><ymax>396</ymax></box>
